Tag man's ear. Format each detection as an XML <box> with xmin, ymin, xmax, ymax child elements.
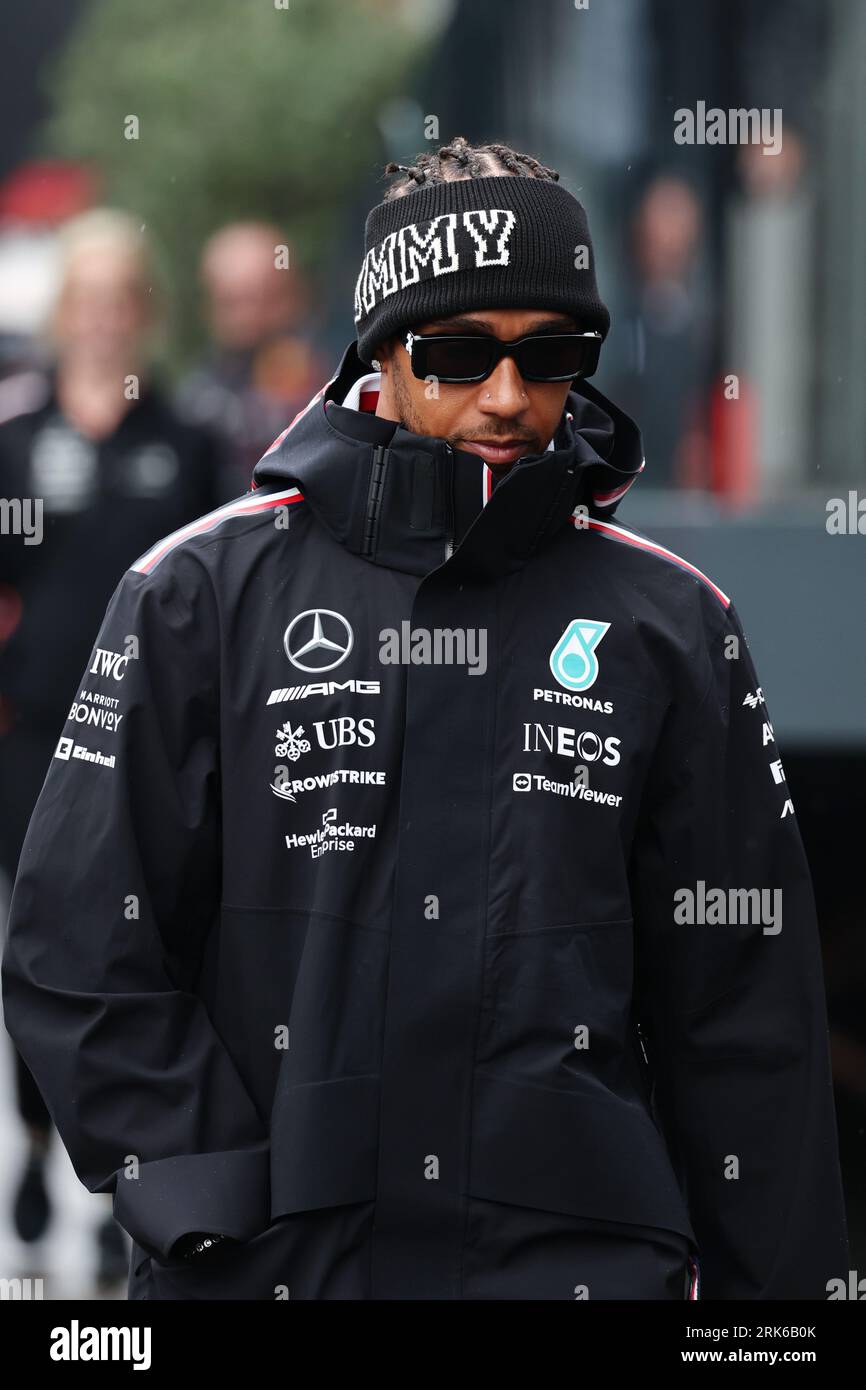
<box><xmin>373</xmin><ymin>336</ymin><xmax>397</xmax><ymax>372</ymax></box>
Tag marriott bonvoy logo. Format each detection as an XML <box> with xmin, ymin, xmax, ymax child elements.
<box><xmin>354</xmin><ymin>210</ymin><xmax>517</xmax><ymax>321</ymax></box>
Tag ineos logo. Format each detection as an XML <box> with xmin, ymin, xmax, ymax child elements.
<box><xmin>283</xmin><ymin>609</ymin><xmax>353</xmax><ymax>673</ymax></box>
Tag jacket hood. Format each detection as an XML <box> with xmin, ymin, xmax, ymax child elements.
<box><xmin>251</xmin><ymin>339</ymin><xmax>645</xmax><ymax>580</ymax></box>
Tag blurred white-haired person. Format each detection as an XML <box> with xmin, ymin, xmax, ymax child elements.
<box><xmin>0</xmin><ymin>207</ymin><xmax>221</xmax><ymax>1293</ymax></box>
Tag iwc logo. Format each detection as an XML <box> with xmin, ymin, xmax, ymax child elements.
<box><xmin>284</xmin><ymin>609</ymin><xmax>353</xmax><ymax>673</ymax></box>
<box><xmin>549</xmin><ymin>619</ymin><xmax>610</xmax><ymax>692</ymax></box>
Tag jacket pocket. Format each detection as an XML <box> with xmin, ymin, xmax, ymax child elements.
<box><xmin>143</xmin><ymin>1074</ymin><xmax>383</xmax><ymax>1299</ymax></box>
<box><xmin>466</xmin><ymin>1069</ymin><xmax>696</xmax><ymax>1241</ymax></box>
<box><xmin>144</xmin><ymin>1215</ymin><xmax>298</xmax><ymax>1300</ymax></box>
<box><xmin>113</xmin><ymin>1144</ymin><xmax>272</xmax><ymax>1265</ymax></box>
<box><xmin>269</xmin><ymin>1072</ymin><xmax>380</xmax><ymax>1219</ymax></box>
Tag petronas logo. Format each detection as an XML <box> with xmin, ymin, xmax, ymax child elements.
<box><xmin>549</xmin><ymin>620</ymin><xmax>610</xmax><ymax>692</ymax></box>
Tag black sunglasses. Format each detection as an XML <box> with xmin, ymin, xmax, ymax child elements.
<box><xmin>402</xmin><ymin>328</ymin><xmax>602</xmax><ymax>384</ymax></box>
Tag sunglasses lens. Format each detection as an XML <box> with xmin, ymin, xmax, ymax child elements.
<box><xmin>519</xmin><ymin>335</ymin><xmax>599</xmax><ymax>380</ymax></box>
<box><xmin>410</xmin><ymin>333</ymin><xmax>600</xmax><ymax>382</ymax></box>
<box><xmin>420</xmin><ymin>337</ymin><xmax>492</xmax><ymax>381</ymax></box>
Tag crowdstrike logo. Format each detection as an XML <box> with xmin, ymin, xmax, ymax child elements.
<box><xmin>549</xmin><ymin>620</ymin><xmax>610</xmax><ymax>692</ymax></box>
<box><xmin>284</xmin><ymin>609</ymin><xmax>353</xmax><ymax>673</ymax></box>
<box><xmin>271</xmin><ymin>768</ymin><xmax>386</xmax><ymax>803</ymax></box>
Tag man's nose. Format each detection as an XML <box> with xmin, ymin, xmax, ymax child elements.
<box><xmin>476</xmin><ymin>355</ymin><xmax>530</xmax><ymax>414</ymax></box>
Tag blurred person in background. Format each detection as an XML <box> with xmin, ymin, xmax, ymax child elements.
<box><xmin>0</xmin><ymin>206</ymin><xmax>222</xmax><ymax>1290</ymax></box>
<box><xmin>175</xmin><ymin>220</ymin><xmax>330</xmax><ymax>497</ymax></box>
<box><xmin>608</xmin><ymin>175</ymin><xmax>714</xmax><ymax>489</ymax></box>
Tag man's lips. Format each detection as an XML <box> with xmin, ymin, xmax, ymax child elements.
<box><xmin>458</xmin><ymin>440</ymin><xmax>535</xmax><ymax>465</ymax></box>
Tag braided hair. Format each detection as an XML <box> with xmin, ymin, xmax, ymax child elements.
<box><xmin>382</xmin><ymin>135</ymin><xmax>560</xmax><ymax>202</ymax></box>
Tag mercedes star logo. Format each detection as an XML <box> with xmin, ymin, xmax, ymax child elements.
<box><xmin>283</xmin><ymin>608</ymin><xmax>354</xmax><ymax>673</ymax></box>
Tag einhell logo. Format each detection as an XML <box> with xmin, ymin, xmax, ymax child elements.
<box><xmin>55</xmin><ymin>736</ymin><xmax>116</xmax><ymax>769</ymax></box>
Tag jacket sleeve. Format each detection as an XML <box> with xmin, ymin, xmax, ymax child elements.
<box><xmin>628</xmin><ymin>597</ymin><xmax>849</xmax><ymax>1299</ymax></box>
<box><xmin>0</xmin><ymin>549</ymin><xmax>271</xmax><ymax>1263</ymax></box>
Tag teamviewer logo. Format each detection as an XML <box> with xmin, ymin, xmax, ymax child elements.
<box><xmin>55</xmin><ymin>736</ymin><xmax>73</xmax><ymax>761</ymax></box>
<box><xmin>513</xmin><ymin>772</ymin><xmax>531</xmax><ymax>792</ymax></box>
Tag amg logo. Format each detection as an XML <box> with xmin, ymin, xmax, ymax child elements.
<box><xmin>267</xmin><ymin>680</ymin><xmax>380</xmax><ymax>704</ymax></box>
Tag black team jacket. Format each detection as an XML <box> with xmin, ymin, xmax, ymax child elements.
<box><xmin>1</xmin><ymin>341</ymin><xmax>849</xmax><ymax>1301</ymax></box>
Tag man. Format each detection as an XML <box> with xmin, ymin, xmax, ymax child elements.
<box><xmin>1</xmin><ymin>137</ymin><xmax>849</xmax><ymax>1301</ymax></box>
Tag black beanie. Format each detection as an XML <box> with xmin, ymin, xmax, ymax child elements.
<box><xmin>354</xmin><ymin>174</ymin><xmax>610</xmax><ymax>367</ymax></box>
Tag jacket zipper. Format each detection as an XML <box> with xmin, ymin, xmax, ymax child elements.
<box><xmin>636</xmin><ymin>1018</ymin><xmax>650</xmax><ymax>1068</ymax></box>
<box><xmin>634</xmin><ymin>1018</ymin><xmax>654</xmax><ymax>1105</ymax></box>
<box><xmin>636</xmin><ymin>1019</ymin><xmax>701</xmax><ymax>1298</ymax></box>
<box><xmin>362</xmin><ymin>445</ymin><xmax>387</xmax><ymax>558</ymax></box>
<box><xmin>443</xmin><ymin>442</ymin><xmax>454</xmax><ymax>559</ymax></box>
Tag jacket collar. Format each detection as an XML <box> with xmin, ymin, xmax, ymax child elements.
<box><xmin>251</xmin><ymin>339</ymin><xmax>645</xmax><ymax>581</ymax></box>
